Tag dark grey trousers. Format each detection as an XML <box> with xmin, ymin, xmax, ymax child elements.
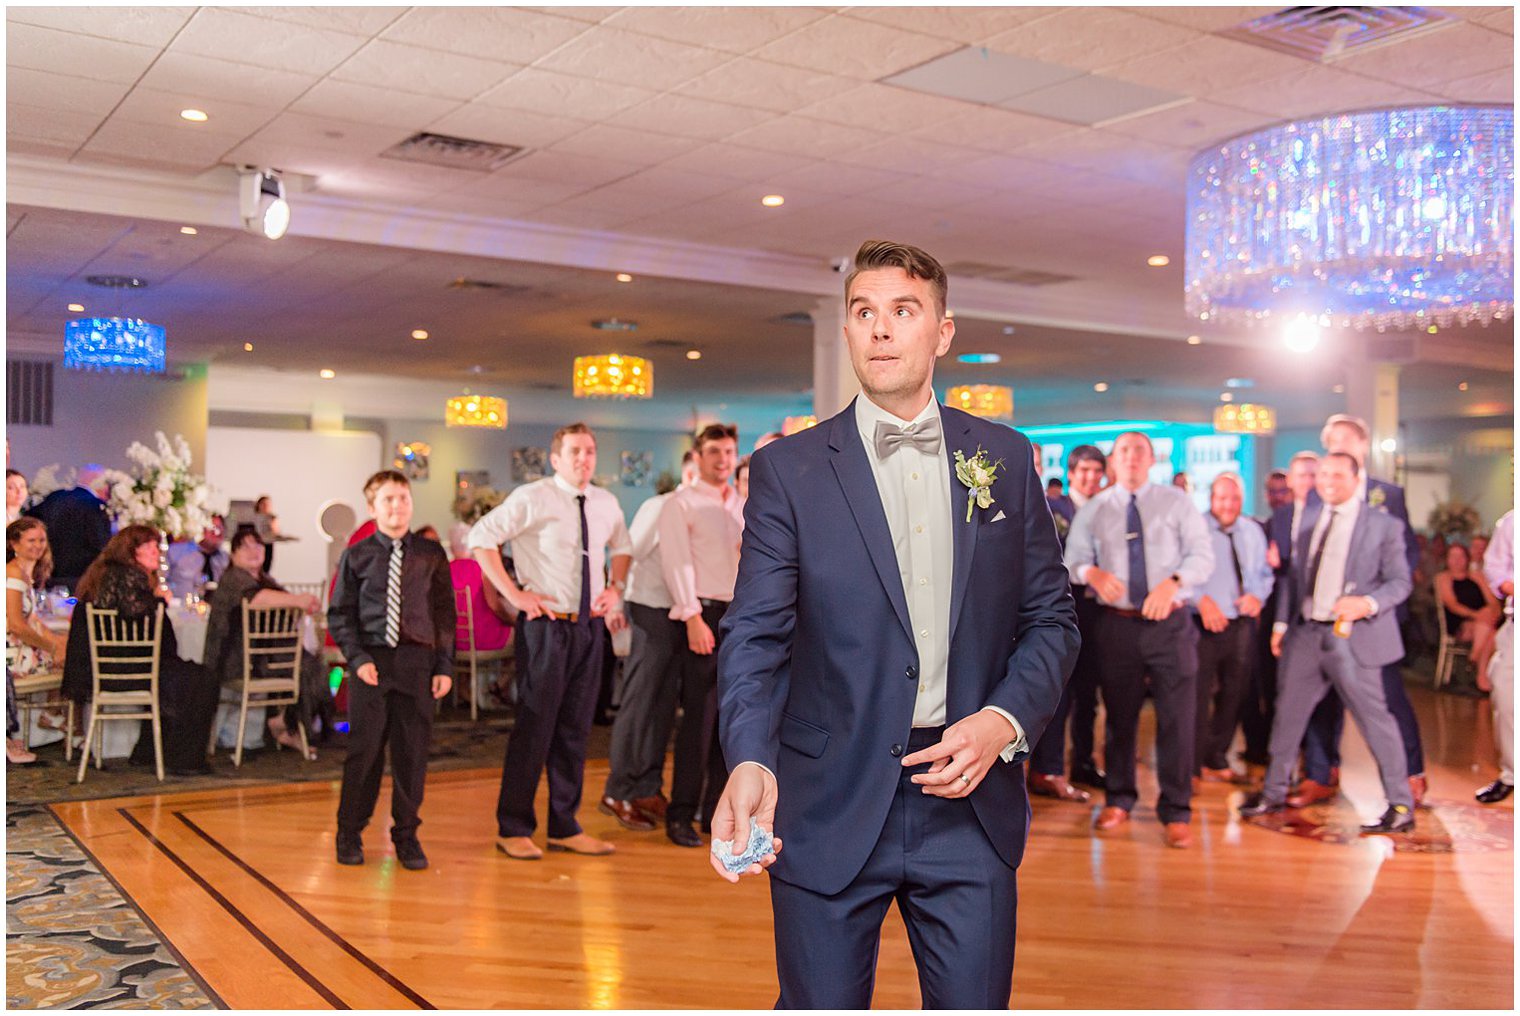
<box><xmin>603</xmin><ymin>600</ymin><xmax>687</xmax><ymax>801</ymax></box>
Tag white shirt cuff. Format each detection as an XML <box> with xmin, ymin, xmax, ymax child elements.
<box><xmin>736</xmin><ymin>760</ymin><xmax>775</xmax><ymax>780</ymax></box>
<box><xmin>978</xmin><ymin>706</ymin><xmax>1028</xmax><ymax>763</ymax></box>
<box><xmin>1273</xmin><ymin>621</ymin><xmax>1288</xmax><ymax>634</ymax></box>
<box><xmin>1077</xmin><ymin>564</ymin><xmax>1094</xmax><ymax>584</ymax></box>
<box><xmin>1365</xmin><ymin>596</ymin><xmax>1379</xmax><ymax>617</ymax></box>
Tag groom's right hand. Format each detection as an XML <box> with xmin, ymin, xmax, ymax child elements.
<box><xmin>709</xmin><ymin>762</ymin><xmax>781</xmax><ymax>883</ymax></box>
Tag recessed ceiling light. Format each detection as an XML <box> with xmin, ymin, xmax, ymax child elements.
<box><xmin>686</xmin><ymin>350</ymin><xmax>702</xmax><ymax>360</ymax></box>
<box><xmin>1186</xmin><ymin>334</ymin><xmax>1201</xmax><ymax>345</ymax></box>
<box><xmin>67</xmin><ymin>303</ymin><xmax>84</xmax><ymax>312</ymax></box>
<box><xmin>1380</xmin><ymin>437</ymin><xmax>1398</xmax><ymax>453</ymax></box>
<box><xmin>1093</xmin><ymin>381</ymin><xmax>1109</xmax><ymax>393</ymax></box>
<box><xmin>319</xmin><ymin>369</ymin><xmax>335</xmax><ymax>379</ymax></box>
<box><xmin>957</xmin><ymin>353</ymin><xmax>1002</xmax><ymax>364</ymax></box>
<box><xmin>1002</xmin><ymin>325</ymin><xmax>1016</xmax><ymax>335</ymax></box>
<box><xmin>761</xmin><ymin>194</ymin><xmax>785</xmax><ymax>207</ymax></box>
<box><xmin>411</xmin><ymin>329</ymin><xmax>429</xmax><ymax>340</ymax></box>
<box><xmin>1332</xmin><ymin>383</ymin><xmax>1345</xmax><ymax>394</ymax></box>
<box><xmin>243</xmin><ymin>342</ymin><xmax>254</xmax><ymax>352</ymax></box>
<box><xmin>615</xmin><ymin>273</ymin><xmax>633</xmax><ymax>283</ymax></box>
<box><xmin>179</xmin><ymin>108</ymin><xmax>208</xmax><ymax>123</ymax></box>
<box><xmin>180</xmin><ymin>226</ymin><xmax>198</xmax><ymax>235</ymax></box>
<box><xmin>1220</xmin><ymin>392</ymin><xmax>1234</xmax><ymax>402</ymax></box>
<box><xmin>1459</xmin><ymin>381</ymin><xmax>1470</xmax><ymax>391</ymax></box>
<box><xmin>1147</xmin><ymin>254</ymin><xmax>1170</xmax><ymax>267</ymax></box>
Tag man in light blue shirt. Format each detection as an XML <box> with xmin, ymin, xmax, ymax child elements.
<box><xmin>1064</xmin><ymin>431</ymin><xmax>1213</xmax><ymax>848</ymax></box>
<box><xmin>1191</xmin><ymin>473</ymin><xmax>1274</xmax><ymax>781</ymax></box>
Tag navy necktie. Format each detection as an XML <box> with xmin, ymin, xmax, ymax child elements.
<box><xmin>1126</xmin><ymin>495</ymin><xmax>1149</xmax><ymax>608</ymax></box>
<box><xmin>576</xmin><ymin>494</ymin><xmax>592</xmax><ymax>624</ymax></box>
<box><xmin>1226</xmin><ymin>529</ymin><xmax>1244</xmax><ymax>597</ymax></box>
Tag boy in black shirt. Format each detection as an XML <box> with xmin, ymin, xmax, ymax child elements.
<box><xmin>328</xmin><ymin>470</ymin><xmax>455</xmax><ymax>870</ymax></box>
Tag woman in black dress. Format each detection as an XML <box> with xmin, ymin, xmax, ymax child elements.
<box><xmin>63</xmin><ymin>525</ymin><xmax>220</xmax><ymax>775</ymax></box>
<box><xmin>1436</xmin><ymin>541</ymin><xmax>1502</xmax><ymax>687</ymax></box>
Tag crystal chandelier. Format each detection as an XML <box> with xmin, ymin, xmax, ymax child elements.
<box><xmin>444</xmin><ymin>393</ymin><xmax>507</xmax><ymax>428</ymax></box>
<box><xmin>1185</xmin><ymin>105</ymin><xmax>1513</xmax><ymax>330</ymax></box>
<box><xmin>782</xmin><ymin>415</ymin><xmax>817</xmax><ymax>436</ymax></box>
<box><xmin>1213</xmin><ymin>403</ymin><xmax>1277</xmax><ymax>434</ymax></box>
<box><xmin>574</xmin><ymin>354</ymin><xmax>652</xmax><ymax>398</ymax></box>
<box><xmin>946</xmin><ymin>384</ymin><xmax>1013</xmax><ymax>420</ymax></box>
<box><xmin>64</xmin><ymin>317</ymin><xmax>167</xmax><ymax>374</ymax></box>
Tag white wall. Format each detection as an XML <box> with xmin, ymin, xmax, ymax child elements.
<box><xmin>205</xmin><ymin>427</ymin><xmax>381</xmax><ymax>584</ymax></box>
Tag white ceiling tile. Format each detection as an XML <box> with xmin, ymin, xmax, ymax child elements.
<box><xmin>1211</xmin><ymin>65</ymin><xmax>1440</xmax><ymax>120</ymax></box>
<box><xmin>533</xmin><ymin>27</ymin><xmax>731</xmax><ymax>91</ymax></box>
<box><xmin>1440</xmin><ymin>66</ymin><xmax>1514</xmax><ymax>104</ymax></box>
<box><xmin>831</xmin><ymin>136</ymin><xmax>994</xmax><ymax>175</ymax></box>
<box><xmin>6</xmin><ymin>102</ymin><xmax>102</xmax><ymax>145</ymax></box>
<box><xmin>535</xmin><ymin>186</ymin><xmax>693</xmax><ymax>220</ymax></box>
<box><xmin>517</xmin><ymin>7</ymin><xmax>620</xmax><ymax>24</ymax></box>
<box><xmin>1002</xmin><ymin>76</ymin><xmax>1190</xmax><ymax>128</ymax></box>
<box><xmin>7</xmin><ymin>137</ymin><xmax>83</xmax><ymax>161</ymax></box>
<box><xmin>752</xmin><ymin>14</ymin><xmax>961</xmax><ymax>80</ymax></box>
<box><xmin>476</xmin><ymin>67</ymin><xmax>657</xmax><ymax>120</ymax></box>
<box><xmin>136</xmin><ymin>51</ymin><xmax>320</xmax><ymax>106</ymax></box>
<box><xmin>318</xmin><ymin>161</ymin><xmax>483</xmax><ymax>202</ymax></box>
<box><xmin>1103</xmin><ymin>36</ymin><xmax>1309</xmax><ymax>95</ymax></box>
<box><xmin>840</xmin><ymin>7</ymin><xmax>1061</xmax><ymax>45</ymax></box>
<box><xmin>650</xmin><ymin>142</ymin><xmax>817</xmax><ymax>182</ymax></box>
<box><xmin>760</xmin><ymin>160</ymin><xmax>911</xmax><ymax>196</ymax></box>
<box><xmin>243</xmin><ymin>112</ymin><xmax>413</xmax><ymax>159</ymax></box>
<box><xmin>7</xmin><ymin>6</ymin><xmax>194</xmax><ymax>46</ymax></box>
<box><xmin>426</xmin><ymin>104</ymin><xmax>588</xmax><ymax>149</ymax></box>
<box><xmin>223</xmin><ymin>6</ymin><xmax>405</xmax><ymax>36</ymax></box>
<box><xmin>798</xmin><ymin>82</ymin><xmax>981</xmax><ymax>131</ymax></box>
<box><xmin>590</xmin><ymin>167</ymin><xmax>746</xmax><ymax>202</ymax></box>
<box><xmin>457</xmin><ymin>173</ymin><xmax>598</xmax><ymax>206</ymax></box>
<box><xmin>912</xmin><ymin>106</ymin><xmax>1084</xmax><ymax>153</ymax></box>
<box><xmin>222</xmin><ymin>139</ymin><xmax>369</xmax><ymax>180</ymax></box>
<box><xmin>1101</xmin><ymin>100</ymin><xmax>1273</xmax><ymax>151</ymax></box>
<box><xmin>6</xmin><ymin>67</ymin><xmax>130</xmax><ymax>117</ymax></box>
<box><xmin>109</xmin><ymin>87</ymin><xmax>282</xmax><ymax>137</ymax></box>
<box><xmin>604</xmin><ymin>94</ymin><xmax>775</xmax><ymax>142</ymax></box>
<box><xmin>856</xmin><ymin>175</ymin><xmax>998</xmax><ymax>210</ymax></box>
<box><xmin>488</xmin><ymin>149</ymin><xmax>647</xmax><ymax>188</ymax></box>
<box><xmin>412</xmin><ymin>191</ymin><xmax>547</xmax><ymax>220</ymax></box>
<box><xmin>983</xmin><ymin>7</ymin><xmax>1201</xmax><ymax>72</ymax></box>
<box><xmin>290</xmin><ymin>80</ymin><xmax>462</xmax><ymax>130</ymax></box>
<box><xmin>673</xmin><ymin>57</ymin><xmax>853</xmax><ymax>114</ymax></box>
<box><xmin>6</xmin><ymin>22</ymin><xmax>158</xmax><ymax>84</ymax></box>
<box><xmin>933</xmin><ymin>153</ymin><xmax>1093</xmax><ymax>194</ymax></box>
<box><xmin>1472</xmin><ymin>7</ymin><xmax>1513</xmax><ymax>34</ymax></box>
<box><xmin>1329</xmin><ymin>22</ymin><xmax>1513</xmax><ymax>89</ymax></box>
<box><xmin>601</xmin><ymin>6</ymin><xmax>830</xmax><ymax>54</ymax></box>
<box><xmin>170</xmin><ymin>7</ymin><xmax>369</xmax><ymax>76</ymax></box>
<box><xmin>1121</xmin><ymin>7</ymin><xmax>1275</xmax><ymax>32</ymax></box>
<box><xmin>519</xmin><ymin>203</ymin><xmax>645</xmax><ymax>232</ymax></box>
<box><xmin>548</xmin><ymin>123</ymin><xmax>702</xmax><ymax>164</ymax></box>
<box><xmin>79</xmin><ymin>119</ymin><xmax>238</xmax><ymax>172</ymax></box>
<box><xmin>724</xmin><ymin>116</ymin><xmax>883</xmax><ymax>159</ymax></box>
<box><xmin>332</xmin><ymin>40</ymin><xmax>519</xmax><ymax>100</ymax></box>
<box><xmin>1019</xmin><ymin>131</ymin><xmax>1191</xmax><ymax>184</ymax></box>
<box><xmin>381</xmin><ymin>7</ymin><xmax>590</xmax><ymax>64</ymax></box>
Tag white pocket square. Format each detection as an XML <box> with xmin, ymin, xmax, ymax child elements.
<box><xmin>991</xmin><ymin>510</ymin><xmax>1007</xmax><ymax>523</ymax></box>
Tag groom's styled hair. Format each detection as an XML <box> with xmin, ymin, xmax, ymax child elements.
<box><xmin>845</xmin><ymin>240</ymin><xmax>948</xmax><ymax>319</ymax></box>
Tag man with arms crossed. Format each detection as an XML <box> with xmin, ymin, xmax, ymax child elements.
<box><xmin>712</xmin><ymin>241</ymin><xmax>1078</xmax><ymax>1007</ymax></box>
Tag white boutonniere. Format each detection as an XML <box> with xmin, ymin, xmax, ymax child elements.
<box><xmin>1368</xmin><ymin>486</ymin><xmax>1387</xmax><ymax>510</ymax></box>
<box><xmin>953</xmin><ymin>446</ymin><xmax>1004</xmax><ymax>523</ymax></box>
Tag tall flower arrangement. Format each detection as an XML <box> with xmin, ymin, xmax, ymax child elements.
<box><xmin>104</xmin><ymin>432</ymin><xmax>214</xmax><ymax>541</ymax></box>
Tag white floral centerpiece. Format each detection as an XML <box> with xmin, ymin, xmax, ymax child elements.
<box><xmin>104</xmin><ymin>432</ymin><xmax>214</xmax><ymax>542</ymax></box>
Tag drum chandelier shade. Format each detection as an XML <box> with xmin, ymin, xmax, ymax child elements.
<box><xmin>946</xmin><ymin>384</ymin><xmax>1014</xmax><ymax>420</ymax></box>
<box><xmin>444</xmin><ymin>394</ymin><xmax>507</xmax><ymax>428</ymax></box>
<box><xmin>574</xmin><ymin>354</ymin><xmax>652</xmax><ymax>398</ymax></box>
<box><xmin>1213</xmin><ymin>402</ymin><xmax>1277</xmax><ymax>434</ymax></box>
<box><xmin>1185</xmin><ymin>105</ymin><xmax>1514</xmax><ymax>330</ymax></box>
<box><xmin>63</xmin><ymin>317</ymin><xmax>166</xmax><ymax>374</ymax></box>
<box><xmin>782</xmin><ymin>415</ymin><xmax>818</xmax><ymax>436</ymax></box>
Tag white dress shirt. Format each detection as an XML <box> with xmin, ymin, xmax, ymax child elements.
<box><xmin>625</xmin><ymin>492</ymin><xmax>674</xmax><ymax>610</ymax></box>
<box><xmin>1304</xmin><ymin>496</ymin><xmax>1363</xmax><ymax>621</ymax></box>
<box><xmin>854</xmin><ymin>395</ymin><xmax>1025</xmax><ymax>754</ymax></box>
<box><xmin>1485</xmin><ymin>510</ymin><xmax>1513</xmax><ymax>616</ymax></box>
<box><xmin>166</xmin><ymin>540</ymin><xmax>228</xmax><ymax>598</ymax></box>
<box><xmin>466</xmin><ymin>475</ymin><xmax>632</xmax><ymax>615</ymax></box>
<box><xmin>660</xmin><ymin>478</ymin><xmax>745</xmax><ymax>622</ymax></box>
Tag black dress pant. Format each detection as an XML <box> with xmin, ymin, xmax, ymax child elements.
<box><xmin>604</xmin><ymin>601</ymin><xmax>687</xmax><ymax>801</ymax></box>
<box><xmin>336</xmin><ymin>644</ymin><xmax>434</xmax><ymax>842</ymax></box>
<box><xmin>1193</xmin><ymin>615</ymin><xmax>1255</xmax><ymax>772</ymax></box>
<box><xmin>1240</xmin><ymin>587</ymin><xmax>1282</xmax><ymax>764</ymax></box>
<box><xmin>1097</xmin><ymin>609</ymin><xmax>1199</xmax><ymax>824</ymax></box>
<box><xmin>668</xmin><ymin>600</ymin><xmax>728</xmax><ymax>827</ymax></box>
<box><xmin>1067</xmin><ymin>591</ymin><xmax>1103</xmax><ymax>769</ymax></box>
<box><xmin>496</xmin><ymin>616</ymin><xmax>604</xmax><ymax>839</ymax></box>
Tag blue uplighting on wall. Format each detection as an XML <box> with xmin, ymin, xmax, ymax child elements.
<box><xmin>63</xmin><ymin>317</ymin><xmax>166</xmax><ymax>374</ymax></box>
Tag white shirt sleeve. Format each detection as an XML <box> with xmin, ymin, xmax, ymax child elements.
<box><xmin>978</xmin><ymin>705</ymin><xmax>1029</xmax><ymax>762</ymax></box>
<box><xmin>467</xmin><ymin>491</ymin><xmax>532</xmax><ymax>551</ymax></box>
<box><xmin>659</xmin><ymin>493</ymin><xmax>702</xmax><ymax>622</ymax></box>
<box><xmin>606</xmin><ymin>502</ymin><xmax>633</xmax><ymax>558</ymax></box>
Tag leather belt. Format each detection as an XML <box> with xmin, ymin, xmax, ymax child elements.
<box><xmin>699</xmin><ymin>597</ymin><xmax>731</xmax><ymax>609</ymax></box>
<box><xmin>540</xmin><ymin>610</ymin><xmax>580</xmax><ymax>623</ymax></box>
<box><xmin>1102</xmin><ymin>606</ymin><xmax>1146</xmax><ymax>620</ymax></box>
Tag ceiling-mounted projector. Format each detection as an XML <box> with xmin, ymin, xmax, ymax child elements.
<box><xmin>239</xmin><ymin>167</ymin><xmax>290</xmax><ymax>240</ymax></box>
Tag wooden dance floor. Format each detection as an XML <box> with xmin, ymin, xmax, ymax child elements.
<box><xmin>49</xmin><ymin>690</ymin><xmax>1513</xmax><ymax>1009</ymax></box>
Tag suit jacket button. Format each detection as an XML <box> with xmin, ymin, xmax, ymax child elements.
<box><xmin>905</xmin><ymin>666</ymin><xmax>918</xmax><ymax>680</ymax></box>
<box><xmin>890</xmin><ymin>743</ymin><xmax>904</xmax><ymax>757</ymax></box>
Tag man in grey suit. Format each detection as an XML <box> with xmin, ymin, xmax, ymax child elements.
<box><xmin>1238</xmin><ymin>451</ymin><xmax>1415</xmax><ymax>834</ymax></box>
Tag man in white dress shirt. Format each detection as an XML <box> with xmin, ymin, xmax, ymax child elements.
<box><xmin>660</xmin><ymin>423</ymin><xmax>745</xmax><ymax>847</ymax></box>
<box><xmin>1477</xmin><ymin>509</ymin><xmax>1513</xmax><ymax>803</ymax></box>
<box><xmin>469</xmin><ymin>423</ymin><xmax>633</xmax><ymax>860</ymax></box>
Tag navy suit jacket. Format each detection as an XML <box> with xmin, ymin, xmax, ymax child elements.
<box><xmin>718</xmin><ymin>400</ymin><xmax>1079</xmax><ymax>896</ymax></box>
<box><xmin>1048</xmin><ymin>494</ymin><xmax>1076</xmax><ymax>526</ymax></box>
<box><xmin>1277</xmin><ymin>500</ymin><xmax>1413</xmax><ymax>668</ymax></box>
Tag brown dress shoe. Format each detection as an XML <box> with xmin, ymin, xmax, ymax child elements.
<box><xmin>631</xmin><ymin>794</ymin><xmax>668</xmax><ymax>821</ymax></box>
<box><xmin>1164</xmin><ymin>822</ymin><xmax>1193</xmax><ymax>849</ymax></box>
<box><xmin>598</xmin><ymin>796</ymin><xmax>656</xmax><ymax>831</ymax></box>
<box><xmin>1094</xmin><ymin>806</ymin><xmax>1130</xmax><ymax>830</ymax></box>
<box><xmin>1409</xmin><ymin>773</ymin><xmax>1428</xmax><ymax>807</ymax></box>
<box><xmin>1285</xmin><ymin>778</ymin><xmax>1338</xmax><ymax>808</ymax></box>
<box><xmin>496</xmin><ymin>836</ymin><xmax>544</xmax><ymax>861</ymax></box>
<box><xmin>547</xmin><ymin>833</ymin><xmax>615</xmax><ymax>856</ymax></box>
<box><xmin>1199</xmin><ymin>766</ymin><xmax>1245</xmax><ymax>784</ymax></box>
<box><xmin>1028</xmin><ymin>772</ymin><xmax>1091</xmax><ymax>803</ymax></box>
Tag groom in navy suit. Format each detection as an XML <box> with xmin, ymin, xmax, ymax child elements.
<box><xmin>712</xmin><ymin>240</ymin><xmax>1079</xmax><ymax>1008</ymax></box>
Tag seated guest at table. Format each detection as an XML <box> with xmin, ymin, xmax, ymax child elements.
<box><xmin>62</xmin><ymin>525</ymin><xmax>220</xmax><ymax>776</ymax></box>
<box><xmin>7</xmin><ymin>519</ymin><xmax>68</xmax><ymax>764</ymax></box>
<box><xmin>1436</xmin><ymin>542</ymin><xmax>1502</xmax><ymax>681</ymax></box>
<box><xmin>166</xmin><ymin>515</ymin><xmax>228</xmax><ymax>599</ymax></box>
<box><xmin>27</xmin><ymin>465</ymin><xmax>111</xmax><ymax>591</ymax></box>
<box><xmin>7</xmin><ymin>469</ymin><xmax>28</xmax><ymax>525</ymax></box>
<box><xmin>202</xmin><ymin>527</ymin><xmax>322</xmax><ymax>757</ymax></box>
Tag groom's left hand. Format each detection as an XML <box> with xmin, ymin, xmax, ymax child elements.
<box><xmin>903</xmin><ymin>711</ymin><xmax>1014</xmax><ymax>798</ymax></box>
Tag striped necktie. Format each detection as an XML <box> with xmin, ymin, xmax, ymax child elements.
<box><xmin>385</xmin><ymin>537</ymin><xmax>403</xmax><ymax>647</ymax></box>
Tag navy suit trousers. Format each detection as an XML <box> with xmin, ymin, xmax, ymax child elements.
<box><xmin>769</xmin><ymin>726</ymin><xmax>1018</xmax><ymax>1009</ymax></box>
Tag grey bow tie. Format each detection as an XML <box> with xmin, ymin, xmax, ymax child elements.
<box><xmin>874</xmin><ymin>417</ymin><xmax>942</xmax><ymax>459</ymax></box>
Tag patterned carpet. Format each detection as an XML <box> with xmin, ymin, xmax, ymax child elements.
<box><xmin>6</xmin><ymin>804</ymin><xmax>215</xmax><ymax>1009</ymax></box>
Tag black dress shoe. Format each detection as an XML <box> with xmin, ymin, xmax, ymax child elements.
<box><xmin>1237</xmin><ymin>793</ymin><xmax>1286</xmax><ymax>818</ymax></box>
<box><xmin>1475</xmin><ymin>779</ymin><xmax>1514</xmax><ymax>804</ymax></box>
<box><xmin>336</xmin><ymin>832</ymin><xmax>364</xmax><ymax>866</ymax></box>
<box><xmin>1359</xmin><ymin>804</ymin><xmax>1415</xmax><ymax>835</ymax></box>
<box><xmin>395</xmin><ymin>839</ymin><xmax>428</xmax><ymax>870</ymax></box>
<box><xmin>666</xmin><ymin>822</ymin><xmax>703</xmax><ymax>848</ymax></box>
<box><xmin>1071</xmin><ymin>761</ymin><xmax>1106</xmax><ymax>788</ymax></box>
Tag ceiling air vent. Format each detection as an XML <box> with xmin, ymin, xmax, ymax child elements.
<box><xmin>382</xmin><ymin>132</ymin><xmax>526</xmax><ymax>172</ymax></box>
<box><xmin>7</xmin><ymin>359</ymin><xmax>54</xmax><ymax>426</ymax></box>
<box><xmin>772</xmin><ymin>311</ymin><xmax>814</xmax><ymax>326</ymax></box>
<box><xmin>1221</xmin><ymin>7</ymin><xmax>1457</xmax><ymax>62</ymax></box>
<box><xmin>447</xmin><ymin>277</ymin><xmax>533</xmax><ymax>295</ymax></box>
<box><xmin>945</xmin><ymin>262</ymin><xmax>1077</xmax><ymax>287</ymax></box>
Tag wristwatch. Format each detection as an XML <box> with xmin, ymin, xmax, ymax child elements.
<box><xmin>610</xmin><ymin>578</ymin><xmax>627</xmax><ymax>592</ymax></box>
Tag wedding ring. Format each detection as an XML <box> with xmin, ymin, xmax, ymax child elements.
<box><xmin>958</xmin><ymin>774</ymin><xmax>971</xmax><ymax>786</ymax></box>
